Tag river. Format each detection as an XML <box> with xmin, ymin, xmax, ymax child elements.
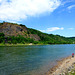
<box><xmin>0</xmin><ymin>44</ymin><xmax>75</xmax><ymax>75</ymax></box>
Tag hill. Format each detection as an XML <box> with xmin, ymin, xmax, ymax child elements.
<box><xmin>0</xmin><ymin>22</ymin><xmax>75</xmax><ymax>44</ymax></box>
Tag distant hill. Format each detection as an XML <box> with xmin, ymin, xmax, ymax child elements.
<box><xmin>0</xmin><ymin>22</ymin><xmax>75</xmax><ymax>44</ymax></box>
<box><xmin>0</xmin><ymin>22</ymin><xmax>40</xmax><ymax>41</ymax></box>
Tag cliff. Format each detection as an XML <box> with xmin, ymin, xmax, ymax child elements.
<box><xmin>0</xmin><ymin>22</ymin><xmax>75</xmax><ymax>44</ymax></box>
<box><xmin>0</xmin><ymin>22</ymin><xmax>40</xmax><ymax>41</ymax></box>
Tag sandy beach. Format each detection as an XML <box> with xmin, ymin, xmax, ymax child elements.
<box><xmin>46</xmin><ymin>56</ymin><xmax>75</xmax><ymax>75</ymax></box>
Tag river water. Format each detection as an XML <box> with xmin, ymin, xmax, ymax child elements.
<box><xmin>0</xmin><ymin>44</ymin><xmax>75</xmax><ymax>75</ymax></box>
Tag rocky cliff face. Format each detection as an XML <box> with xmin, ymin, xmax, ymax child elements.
<box><xmin>29</xmin><ymin>34</ymin><xmax>40</xmax><ymax>41</ymax></box>
<box><xmin>0</xmin><ymin>22</ymin><xmax>40</xmax><ymax>41</ymax></box>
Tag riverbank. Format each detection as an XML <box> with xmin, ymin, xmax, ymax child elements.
<box><xmin>0</xmin><ymin>43</ymin><xmax>44</xmax><ymax>46</ymax></box>
<box><xmin>46</xmin><ymin>56</ymin><xmax>75</xmax><ymax>75</ymax></box>
<box><xmin>0</xmin><ymin>43</ymin><xmax>29</xmax><ymax>46</ymax></box>
<box><xmin>0</xmin><ymin>43</ymin><xmax>74</xmax><ymax>47</ymax></box>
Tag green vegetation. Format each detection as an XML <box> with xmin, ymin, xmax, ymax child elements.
<box><xmin>28</xmin><ymin>28</ymin><xmax>75</xmax><ymax>44</ymax></box>
<box><xmin>0</xmin><ymin>33</ymin><xmax>34</xmax><ymax>44</ymax></box>
<box><xmin>0</xmin><ymin>22</ymin><xmax>75</xmax><ymax>45</ymax></box>
<box><xmin>0</xmin><ymin>33</ymin><xmax>5</xmax><ymax>43</ymax></box>
<box><xmin>0</xmin><ymin>31</ymin><xmax>75</xmax><ymax>46</ymax></box>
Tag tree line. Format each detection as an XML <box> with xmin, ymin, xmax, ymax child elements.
<box><xmin>0</xmin><ymin>32</ymin><xmax>75</xmax><ymax>44</ymax></box>
<box><xmin>0</xmin><ymin>33</ymin><xmax>34</xmax><ymax>44</ymax></box>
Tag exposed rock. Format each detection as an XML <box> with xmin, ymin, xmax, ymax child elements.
<box><xmin>29</xmin><ymin>34</ymin><xmax>40</xmax><ymax>41</ymax></box>
<box><xmin>0</xmin><ymin>22</ymin><xmax>40</xmax><ymax>41</ymax></box>
<box><xmin>0</xmin><ymin>22</ymin><xmax>28</xmax><ymax>36</ymax></box>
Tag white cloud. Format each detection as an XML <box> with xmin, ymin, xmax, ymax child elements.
<box><xmin>68</xmin><ymin>5</ymin><xmax>75</xmax><ymax>10</ymax></box>
<box><xmin>47</xmin><ymin>27</ymin><xmax>64</xmax><ymax>32</ymax></box>
<box><xmin>40</xmin><ymin>27</ymin><xmax>64</xmax><ymax>33</ymax></box>
<box><xmin>40</xmin><ymin>30</ymin><xmax>46</xmax><ymax>32</ymax></box>
<box><xmin>0</xmin><ymin>0</ymin><xmax>61</xmax><ymax>22</ymax></box>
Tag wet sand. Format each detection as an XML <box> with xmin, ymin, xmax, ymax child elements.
<box><xmin>46</xmin><ymin>56</ymin><xmax>75</xmax><ymax>75</ymax></box>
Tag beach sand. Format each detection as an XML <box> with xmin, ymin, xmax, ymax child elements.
<box><xmin>46</xmin><ymin>56</ymin><xmax>75</xmax><ymax>75</ymax></box>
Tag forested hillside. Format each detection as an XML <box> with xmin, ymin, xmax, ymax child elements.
<box><xmin>0</xmin><ymin>22</ymin><xmax>75</xmax><ymax>44</ymax></box>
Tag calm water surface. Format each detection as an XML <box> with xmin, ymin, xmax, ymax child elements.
<box><xmin>0</xmin><ymin>44</ymin><xmax>75</xmax><ymax>75</ymax></box>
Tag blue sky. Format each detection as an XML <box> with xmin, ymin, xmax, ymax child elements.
<box><xmin>0</xmin><ymin>0</ymin><xmax>75</xmax><ymax>37</ymax></box>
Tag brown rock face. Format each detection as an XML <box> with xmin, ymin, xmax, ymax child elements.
<box><xmin>0</xmin><ymin>22</ymin><xmax>28</xmax><ymax>36</ymax></box>
<box><xmin>0</xmin><ymin>22</ymin><xmax>40</xmax><ymax>41</ymax></box>
<box><xmin>29</xmin><ymin>34</ymin><xmax>40</xmax><ymax>41</ymax></box>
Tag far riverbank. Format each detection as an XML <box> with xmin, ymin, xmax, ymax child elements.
<box><xmin>0</xmin><ymin>43</ymin><xmax>46</xmax><ymax>46</ymax></box>
<box><xmin>0</xmin><ymin>43</ymin><xmax>74</xmax><ymax>47</ymax></box>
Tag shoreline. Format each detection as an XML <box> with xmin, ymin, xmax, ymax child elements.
<box><xmin>0</xmin><ymin>43</ymin><xmax>49</xmax><ymax>46</ymax></box>
<box><xmin>0</xmin><ymin>43</ymin><xmax>74</xmax><ymax>47</ymax></box>
<box><xmin>46</xmin><ymin>56</ymin><xmax>75</xmax><ymax>75</ymax></box>
<box><xmin>0</xmin><ymin>43</ymin><xmax>41</xmax><ymax>46</ymax></box>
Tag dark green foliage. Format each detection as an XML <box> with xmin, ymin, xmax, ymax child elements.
<box><xmin>6</xmin><ymin>35</ymin><xmax>34</xmax><ymax>44</ymax></box>
<box><xmin>0</xmin><ymin>30</ymin><xmax>75</xmax><ymax>44</ymax></box>
<box><xmin>28</xmin><ymin>28</ymin><xmax>75</xmax><ymax>44</ymax></box>
<box><xmin>33</xmin><ymin>41</ymin><xmax>39</xmax><ymax>44</ymax></box>
<box><xmin>0</xmin><ymin>33</ymin><xmax>34</xmax><ymax>44</ymax></box>
<box><xmin>28</xmin><ymin>28</ymin><xmax>44</xmax><ymax>35</ymax></box>
<box><xmin>0</xmin><ymin>23</ymin><xmax>3</xmax><ymax>25</ymax></box>
<box><xmin>20</xmin><ymin>24</ymin><xmax>25</xmax><ymax>26</ymax></box>
<box><xmin>0</xmin><ymin>22</ymin><xmax>75</xmax><ymax>44</ymax></box>
<box><xmin>0</xmin><ymin>33</ymin><xmax>5</xmax><ymax>43</ymax></box>
<box><xmin>0</xmin><ymin>33</ymin><xmax>5</xmax><ymax>37</ymax></box>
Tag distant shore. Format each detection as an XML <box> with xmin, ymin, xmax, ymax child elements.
<box><xmin>0</xmin><ymin>43</ymin><xmax>74</xmax><ymax>47</ymax></box>
<box><xmin>0</xmin><ymin>43</ymin><xmax>46</xmax><ymax>46</ymax></box>
<box><xmin>0</xmin><ymin>43</ymin><xmax>33</xmax><ymax>46</ymax></box>
<box><xmin>46</xmin><ymin>55</ymin><xmax>75</xmax><ymax>75</ymax></box>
